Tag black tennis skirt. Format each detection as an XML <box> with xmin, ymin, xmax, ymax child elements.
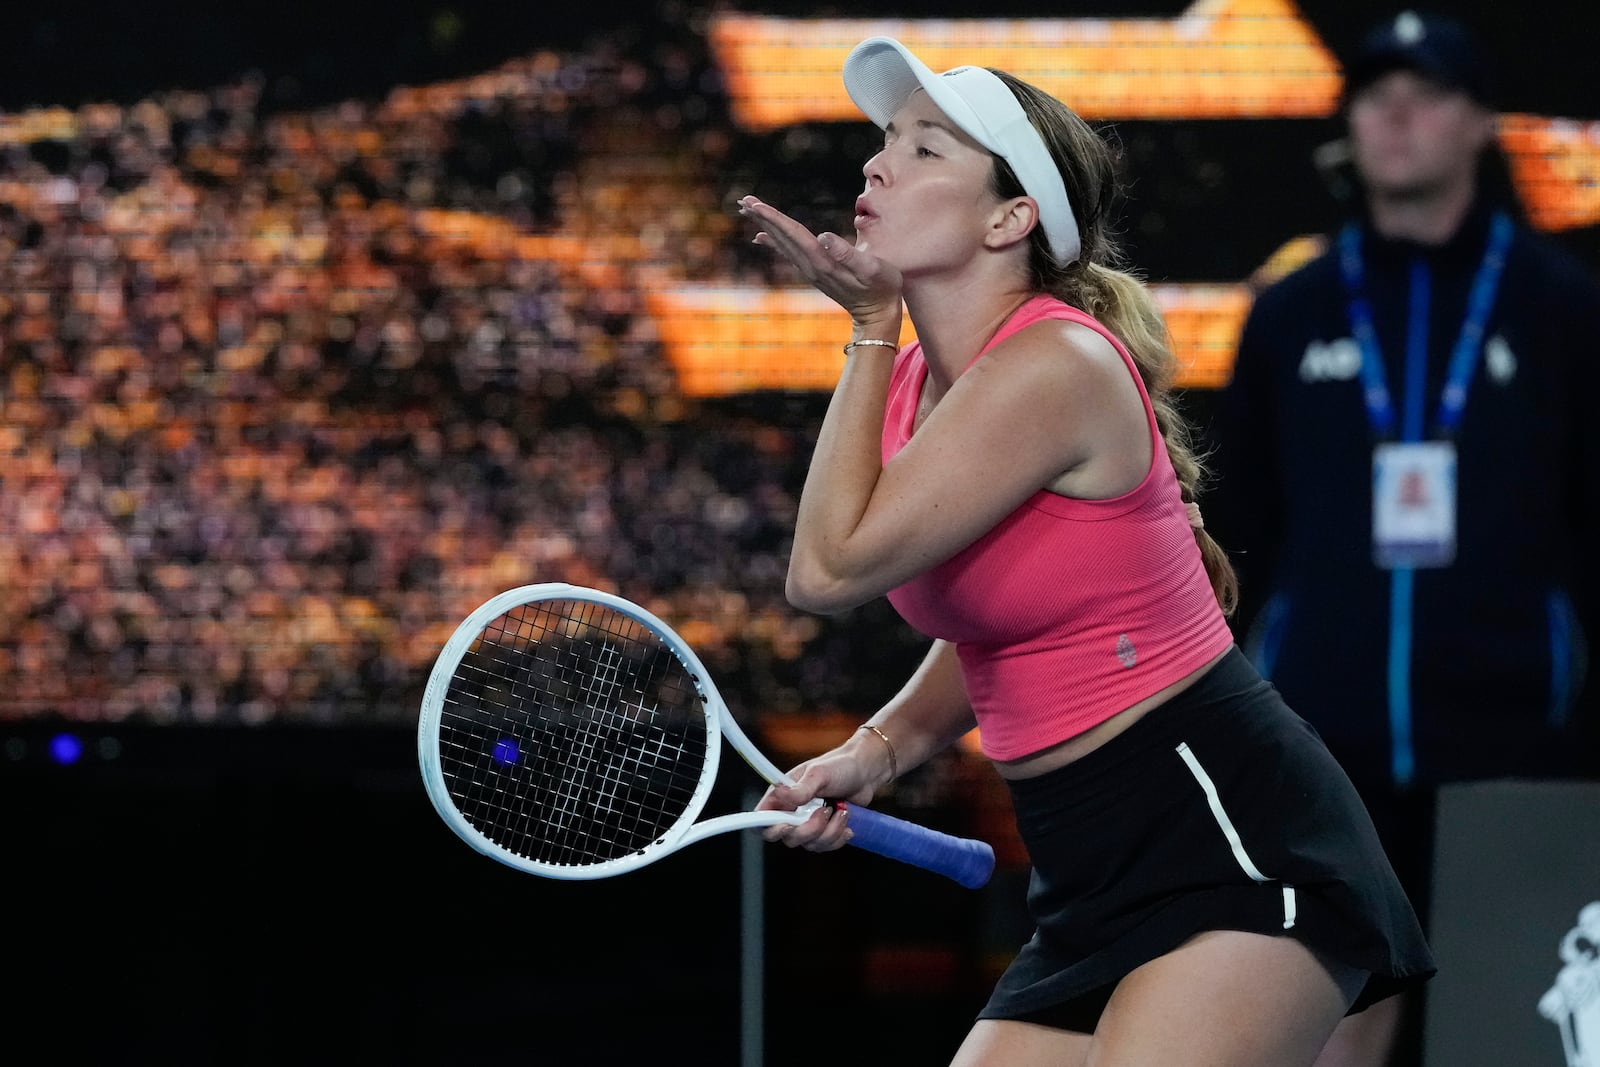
<box><xmin>980</xmin><ymin>646</ymin><xmax>1436</xmax><ymax>1028</ymax></box>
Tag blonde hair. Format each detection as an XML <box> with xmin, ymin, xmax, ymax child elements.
<box><xmin>991</xmin><ymin>71</ymin><xmax>1238</xmax><ymax>616</ymax></box>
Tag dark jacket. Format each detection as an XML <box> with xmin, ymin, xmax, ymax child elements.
<box><xmin>1205</xmin><ymin>197</ymin><xmax>1600</xmax><ymax>791</ymax></box>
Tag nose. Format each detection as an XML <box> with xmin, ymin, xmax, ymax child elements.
<box><xmin>862</xmin><ymin>147</ymin><xmax>888</xmax><ymax>185</ymax></box>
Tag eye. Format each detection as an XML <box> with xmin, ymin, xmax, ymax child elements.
<box><xmin>915</xmin><ymin>144</ymin><xmax>939</xmax><ymax>159</ymax></box>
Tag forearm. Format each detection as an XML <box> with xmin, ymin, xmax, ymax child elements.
<box><xmin>787</xmin><ymin>324</ymin><xmax>903</xmax><ymax>612</ymax></box>
<box><xmin>852</xmin><ymin>640</ymin><xmax>976</xmax><ymax>787</ymax></box>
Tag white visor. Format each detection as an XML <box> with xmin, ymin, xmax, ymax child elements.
<box><xmin>842</xmin><ymin>36</ymin><xmax>1082</xmax><ymax>266</ymax></box>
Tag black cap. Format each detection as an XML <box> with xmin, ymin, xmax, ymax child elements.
<box><xmin>1343</xmin><ymin>10</ymin><xmax>1496</xmax><ymax>107</ymax></box>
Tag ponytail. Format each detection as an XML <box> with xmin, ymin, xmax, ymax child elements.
<box><xmin>992</xmin><ymin>70</ymin><xmax>1239</xmax><ymax>616</ymax></box>
<box><xmin>1058</xmin><ymin>263</ymin><xmax>1240</xmax><ymax>617</ymax></box>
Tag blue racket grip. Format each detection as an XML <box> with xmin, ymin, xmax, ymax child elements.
<box><xmin>838</xmin><ymin>802</ymin><xmax>995</xmax><ymax>889</ymax></box>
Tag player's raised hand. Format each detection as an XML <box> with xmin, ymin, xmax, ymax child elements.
<box><xmin>737</xmin><ymin>194</ymin><xmax>903</xmax><ymax>331</ymax></box>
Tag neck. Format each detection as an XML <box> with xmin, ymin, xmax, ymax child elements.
<box><xmin>902</xmin><ymin>270</ymin><xmax>1036</xmax><ymax>388</ymax></box>
<box><xmin>1365</xmin><ymin>178</ymin><xmax>1478</xmax><ymax>245</ymax></box>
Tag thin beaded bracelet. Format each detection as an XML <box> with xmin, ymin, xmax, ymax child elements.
<box><xmin>843</xmin><ymin>338</ymin><xmax>900</xmax><ymax>356</ymax></box>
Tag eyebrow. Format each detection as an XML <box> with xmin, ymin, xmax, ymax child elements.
<box><xmin>884</xmin><ymin>117</ymin><xmax>960</xmax><ymax>138</ymax></box>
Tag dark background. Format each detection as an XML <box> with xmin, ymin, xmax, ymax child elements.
<box><xmin>4</xmin><ymin>3</ymin><xmax>1597</xmax><ymax>1064</ymax></box>
<box><xmin>6</xmin><ymin>1</ymin><xmax>1600</xmax><ymax>119</ymax></box>
<box><xmin>6</xmin><ymin>1</ymin><xmax>1598</xmax><ymax>283</ymax></box>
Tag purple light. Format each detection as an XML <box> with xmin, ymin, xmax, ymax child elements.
<box><xmin>49</xmin><ymin>733</ymin><xmax>84</xmax><ymax>765</ymax></box>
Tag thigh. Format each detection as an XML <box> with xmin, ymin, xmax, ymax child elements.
<box><xmin>1311</xmin><ymin>993</ymin><xmax>1408</xmax><ymax>1067</ymax></box>
<box><xmin>948</xmin><ymin>1018</ymin><xmax>1092</xmax><ymax>1067</ymax></box>
<box><xmin>1091</xmin><ymin>930</ymin><xmax>1362</xmax><ymax>1067</ymax></box>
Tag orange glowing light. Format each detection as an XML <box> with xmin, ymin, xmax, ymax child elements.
<box><xmin>1498</xmin><ymin>114</ymin><xmax>1600</xmax><ymax>232</ymax></box>
<box><xmin>709</xmin><ymin>0</ymin><xmax>1345</xmax><ymax>129</ymax></box>
<box><xmin>647</xmin><ymin>282</ymin><xmax>1256</xmax><ymax>397</ymax></box>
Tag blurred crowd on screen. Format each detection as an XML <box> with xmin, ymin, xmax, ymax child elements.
<box><xmin>0</xmin><ymin>17</ymin><xmax>918</xmax><ymax>727</ymax></box>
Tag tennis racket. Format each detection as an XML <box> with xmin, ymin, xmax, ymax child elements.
<box><xmin>418</xmin><ymin>582</ymin><xmax>994</xmax><ymax>889</ymax></box>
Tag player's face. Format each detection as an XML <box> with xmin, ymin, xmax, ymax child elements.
<box><xmin>1347</xmin><ymin>69</ymin><xmax>1495</xmax><ymax>201</ymax></box>
<box><xmin>853</xmin><ymin>90</ymin><xmax>1011</xmax><ymax>273</ymax></box>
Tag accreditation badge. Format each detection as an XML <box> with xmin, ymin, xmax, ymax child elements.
<box><xmin>1372</xmin><ymin>441</ymin><xmax>1457</xmax><ymax>568</ymax></box>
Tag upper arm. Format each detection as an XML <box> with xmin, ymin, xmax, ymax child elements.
<box><xmin>808</xmin><ymin>319</ymin><xmax>1147</xmax><ymax>606</ymax></box>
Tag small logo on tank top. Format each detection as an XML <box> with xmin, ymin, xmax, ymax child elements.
<box><xmin>1115</xmin><ymin>634</ymin><xmax>1137</xmax><ymax>668</ymax></box>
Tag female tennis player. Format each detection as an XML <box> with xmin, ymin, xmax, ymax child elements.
<box><xmin>738</xmin><ymin>36</ymin><xmax>1435</xmax><ymax>1066</ymax></box>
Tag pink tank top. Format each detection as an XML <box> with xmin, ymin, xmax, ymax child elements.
<box><xmin>882</xmin><ymin>294</ymin><xmax>1234</xmax><ymax>761</ymax></box>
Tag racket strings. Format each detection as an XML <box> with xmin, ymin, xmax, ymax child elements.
<box><xmin>437</xmin><ymin>598</ymin><xmax>710</xmax><ymax>868</ymax></box>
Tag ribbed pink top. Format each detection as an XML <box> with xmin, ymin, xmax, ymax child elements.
<box><xmin>882</xmin><ymin>295</ymin><xmax>1234</xmax><ymax>761</ymax></box>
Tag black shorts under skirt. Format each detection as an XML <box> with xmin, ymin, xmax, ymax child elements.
<box><xmin>979</xmin><ymin>646</ymin><xmax>1436</xmax><ymax>1029</ymax></box>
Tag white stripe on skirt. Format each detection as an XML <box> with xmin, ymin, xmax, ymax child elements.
<box><xmin>1176</xmin><ymin>741</ymin><xmax>1297</xmax><ymax>930</ymax></box>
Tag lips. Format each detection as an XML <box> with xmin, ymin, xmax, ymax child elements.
<box><xmin>854</xmin><ymin>196</ymin><xmax>876</xmax><ymax>226</ymax></box>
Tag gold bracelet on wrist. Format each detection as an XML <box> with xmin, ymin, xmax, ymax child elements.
<box><xmin>842</xmin><ymin>338</ymin><xmax>900</xmax><ymax>357</ymax></box>
<box><xmin>858</xmin><ymin>723</ymin><xmax>898</xmax><ymax>783</ymax></box>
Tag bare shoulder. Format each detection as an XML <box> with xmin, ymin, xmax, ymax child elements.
<box><xmin>959</xmin><ymin>313</ymin><xmax>1150</xmax><ymax>498</ymax></box>
<box><xmin>970</xmin><ymin>315</ymin><xmax>1134</xmax><ymax>402</ymax></box>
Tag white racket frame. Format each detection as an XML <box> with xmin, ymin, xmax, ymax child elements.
<box><xmin>419</xmin><ymin>582</ymin><xmax>818</xmax><ymax>880</ymax></box>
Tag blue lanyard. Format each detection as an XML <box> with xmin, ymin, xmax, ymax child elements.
<box><xmin>1337</xmin><ymin>211</ymin><xmax>1513</xmax><ymax>441</ymax></box>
